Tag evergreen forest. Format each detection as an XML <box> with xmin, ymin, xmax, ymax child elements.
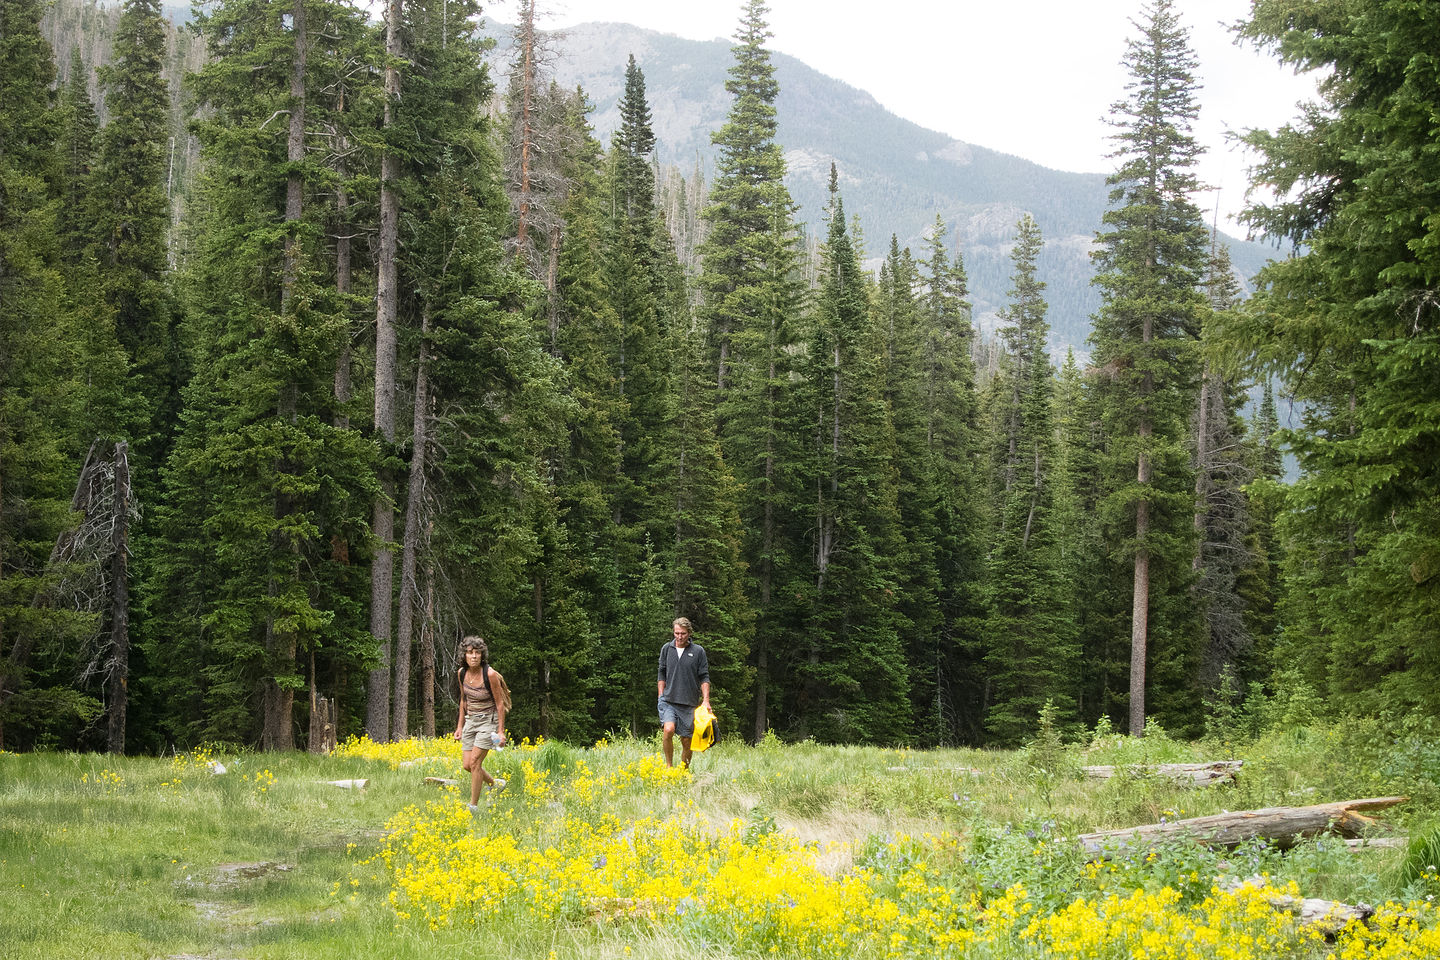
<box><xmin>2</xmin><ymin>0</ymin><xmax>1436</xmax><ymax>755</ymax></box>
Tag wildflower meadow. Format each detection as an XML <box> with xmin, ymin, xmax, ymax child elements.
<box><xmin>5</xmin><ymin>718</ymin><xmax>1440</xmax><ymax>959</ymax></box>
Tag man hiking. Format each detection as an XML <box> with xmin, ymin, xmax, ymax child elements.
<box><xmin>657</xmin><ymin>617</ymin><xmax>710</xmax><ymax>768</ymax></box>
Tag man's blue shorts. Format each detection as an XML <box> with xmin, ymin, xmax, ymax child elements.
<box><xmin>658</xmin><ymin>699</ymin><xmax>695</xmax><ymax>738</ymax></box>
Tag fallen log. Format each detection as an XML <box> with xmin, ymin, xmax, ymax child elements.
<box><xmin>321</xmin><ymin>778</ymin><xmax>369</xmax><ymax>790</ymax></box>
<box><xmin>1220</xmin><ymin>876</ymin><xmax>1374</xmax><ymax>936</ymax></box>
<box><xmin>1082</xmin><ymin>760</ymin><xmax>1242</xmax><ymax>786</ymax></box>
<box><xmin>1078</xmin><ymin>796</ymin><xmax>1406</xmax><ymax>857</ymax></box>
<box><xmin>1343</xmin><ymin>836</ymin><xmax>1407</xmax><ymax>850</ymax></box>
<box><xmin>423</xmin><ymin>776</ymin><xmax>459</xmax><ymax>787</ymax></box>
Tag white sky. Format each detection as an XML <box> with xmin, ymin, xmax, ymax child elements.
<box><xmin>485</xmin><ymin>0</ymin><xmax>1321</xmax><ymax>230</ymax></box>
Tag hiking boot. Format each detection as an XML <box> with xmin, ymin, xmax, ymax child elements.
<box><xmin>491</xmin><ymin>778</ymin><xmax>507</xmax><ymax>793</ymax></box>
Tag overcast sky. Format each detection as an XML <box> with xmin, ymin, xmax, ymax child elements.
<box><xmin>486</xmin><ymin>0</ymin><xmax>1321</xmax><ymax>229</ymax></box>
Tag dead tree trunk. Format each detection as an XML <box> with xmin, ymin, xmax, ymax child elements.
<box><xmin>307</xmin><ymin>650</ymin><xmax>336</xmax><ymax>753</ymax></box>
<box><xmin>105</xmin><ymin>443</ymin><xmax>130</xmax><ymax>754</ymax></box>
<box><xmin>2</xmin><ymin>441</ymin><xmax>115</xmax><ymax>749</ymax></box>
<box><xmin>514</xmin><ymin>0</ymin><xmax>535</xmax><ymax>258</ymax></box>
<box><xmin>1081</xmin><ymin>760</ymin><xmax>1241</xmax><ymax>786</ymax></box>
<box><xmin>1079</xmin><ymin>796</ymin><xmax>1407</xmax><ymax>857</ymax></box>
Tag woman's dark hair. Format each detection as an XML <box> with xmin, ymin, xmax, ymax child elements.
<box><xmin>460</xmin><ymin>635</ymin><xmax>494</xmax><ymax>701</ymax></box>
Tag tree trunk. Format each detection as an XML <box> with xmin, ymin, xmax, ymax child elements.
<box><xmin>546</xmin><ymin>224</ymin><xmax>561</xmax><ymax>344</ymax></box>
<box><xmin>105</xmin><ymin>442</ymin><xmax>130</xmax><ymax>754</ymax></box>
<box><xmin>1130</xmin><ymin>298</ymin><xmax>1154</xmax><ymax>738</ymax></box>
<box><xmin>333</xmin><ymin>149</ymin><xmax>352</xmax><ymax>431</ymax></box>
<box><xmin>392</xmin><ymin>310</ymin><xmax>432</xmax><ymax>740</ymax></box>
<box><xmin>515</xmin><ymin>0</ymin><xmax>534</xmax><ymax>257</ymax></box>
<box><xmin>1130</xmin><ymin>444</ymin><xmax>1150</xmax><ymax>736</ymax></box>
<box><xmin>367</xmin><ymin>0</ymin><xmax>404</xmax><ymax>742</ymax></box>
<box><xmin>1022</xmin><ymin>441</ymin><xmax>1039</xmax><ymax>548</ymax></box>
<box><xmin>1078</xmin><ymin>796</ymin><xmax>1407</xmax><ymax>857</ymax></box>
<box><xmin>308</xmin><ymin>649</ymin><xmax>320</xmax><ymax>751</ymax></box>
<box><xmin>419</xmin><ymin>554</ymin><xmax>435</xmax><ymax>737</ymax></box>
<box><xmin>280</xmin><ymin>0</ymin><xmax>306</xmax><ymax>313</ymax></box>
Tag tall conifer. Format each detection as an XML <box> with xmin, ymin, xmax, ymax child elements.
<box><xmin>697</xmin><ymin>0</ymin><xmax>806</xmax><ymax>738</ymax></box>
<box><xmin>916</xmin><ymin>217</ymin><xmax>988</xmax><ymax>744</ymax></box>
<box><xmin>794</xmin><ymin>176</ymin><xmax>908</xmax><ymax>742</ymax></box>
<box><xmin>1090</xmin><ymin>0</ymin><xmax>1207</xmax><ymax>735</ymax></box>
<box><xmin>983</xmin><ymin>215</ymin><xmax>1077</xmax><ymax>743</ymax></box>
<box><xmin>147</xmin><ymin>0</ymin><xmax>377</xmax><ymax>748</ymax></box>
<box><xmin>94</xmin><ymin>0</ymin><xmax>176</xmax><ymax>469</ymax></box>
<box><xmin>877</xmin><ymin>238</ymin><xmax>943</xmax><ymax>741</ymax></box>
<box><xmin>1223</xmin><ymin>0</ymin><xmax>1440</xmax><ymax>715</ymax></box>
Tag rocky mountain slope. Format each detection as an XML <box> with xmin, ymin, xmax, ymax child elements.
<box><xmin>496</xmin><ymin>20</ymin><xmax>1279</xmax><ymax>353</ymax></box>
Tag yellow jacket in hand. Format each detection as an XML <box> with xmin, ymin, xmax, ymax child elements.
<box><xmin>691</xmin><ymin>704</ymin><xmax>716</xmax><ymax>752</ymax></box>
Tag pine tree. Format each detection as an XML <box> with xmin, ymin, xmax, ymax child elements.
<box><xmin>56</xmin><ymin>50</ymin><xmax>100</xmax><ymax>263</ymax></box>
<box><xmin>146</xmin><ymin>0</ymin><xmax>378</xmax><ymax>748</ymax></box>
<box><xmin>697</xmin><ymin>0</ymin><xmax>808</xmax><ymax>740</ymax></box>
<box><xmin>1192</xmin><ymin>243</ymin><xmax>1255</xmax><ymax>695</ymax></box>
<box><xmin>794</xmin><ymin>175</ymin><xmax>908</xmax><ymax>743</ymax></box>
<box><xmin>605</xmin><ymin>56</ymin><xmax>675</xmax><ymax>574</ymax></box>
<box><xmin>1221</xmin><ymin>0</ymin><xmax>1440</xmax><ymax>715</ymax></box>
<box><xmin>668</xmin><ymin>306</ymin><xmax>756</xmax><ymax>737</ymax></box>
<box><xmin>1048</xmin><ymin>349</ymin><xmax>1092</xmax><ymax>716</ymax></box>
<box><xmin>876</xmin><ymin>237</ymin><xmax>944</xmax><ymax>741</ymax></box>
<box><xmin>502</xmin><ymin>0</ymin><xmax>580</xmax><ymax>285</ymax></box>
<box><xmin>401</xmin><ymin>0</ymin><xmax>591</xmax><ymax>743</ymax></box>
<box><xmin>366</xmin><ymin>0</ymin><xmax>408</xmax><ymax>740</ymax></box>
<box><xmin>0</xmin><ymin>0</ymin><xmax>68</xmax><ymax>748</ymax></box>
<box><xmin>94</xmin><ymin>0</ymin><xmax>176</xmax><ymax>472</ymax></box>
<box><xmin>1089</xmin><ymin>0</ymin><xmax>1207</xmax><ymax>735</ymax></box>
<box><xmin>547</xmin><ymin>119</ymin><xmax>630</xmax><ymax>733</ymax></box>
<box><xmin>983</xmin><ymin>215</ymin><xmax>1077</xmax><ymax>743</ymax></box>
<box><xmin>916</xmin><ymin>216</ymin><xmax>988</xmax><ymax>744</ymax></box>
<box><xmin>1236</xmin><ymin>379</ymin><xmax>1283</xmax><ymax>677</ymax></box>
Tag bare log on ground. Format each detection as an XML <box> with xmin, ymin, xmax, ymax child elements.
<box><xmin>423</xmin><ymin>776</ymin><xmax>459</xmax><ymax>787</ymax></box>
<box><xmin>1343</xmin><ymin>836</ymin><xmax>1407</xmax><ymax>850</ymax></box>
<box><xmin>1079</xmin><ymin>796</ymin><xmax>1407</xmax><ymax>857</ymax></box>
<box><xmin>1220</xmin><ymin>877</ymin><xmax>1374</xmax><ymax>935</ymax></box>
<box><xmin>1082</xmin><ymin>760</ymin><xmax>1242</xmax><ymax>786</ymax></box>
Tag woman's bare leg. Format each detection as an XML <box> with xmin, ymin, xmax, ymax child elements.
<box><xmin>468</xmin><ymin>747</ymin><xmax>492</xmax><ymax>805</ymax></box>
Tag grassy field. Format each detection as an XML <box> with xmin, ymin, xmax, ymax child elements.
<box><xmin>3</xmin><ymin>719</ymin><xmax>1440</xmax><ymax>959</ymax></box>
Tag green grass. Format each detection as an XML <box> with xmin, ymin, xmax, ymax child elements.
<box><xmin>1</xmin><ymin>722</ymin><xmax>1434</xmax><ymax>960</ymax></box>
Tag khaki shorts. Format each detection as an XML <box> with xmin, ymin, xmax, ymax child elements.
<box><xmin>461</xmin><ymin>710</ymin><xmax>499</xmax><ymax>750</ymax></box>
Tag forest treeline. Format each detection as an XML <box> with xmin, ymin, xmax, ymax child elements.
<box><xmin>2</xmin><ymin>0</ymin><xmax>1436</xmax><ymax>753</ymax></box>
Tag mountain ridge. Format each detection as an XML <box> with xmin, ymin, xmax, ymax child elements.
<box><xmin>490</xmin><ymin>19</ymin><xmax>1275</xmax><ymax>354</ymax></box>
